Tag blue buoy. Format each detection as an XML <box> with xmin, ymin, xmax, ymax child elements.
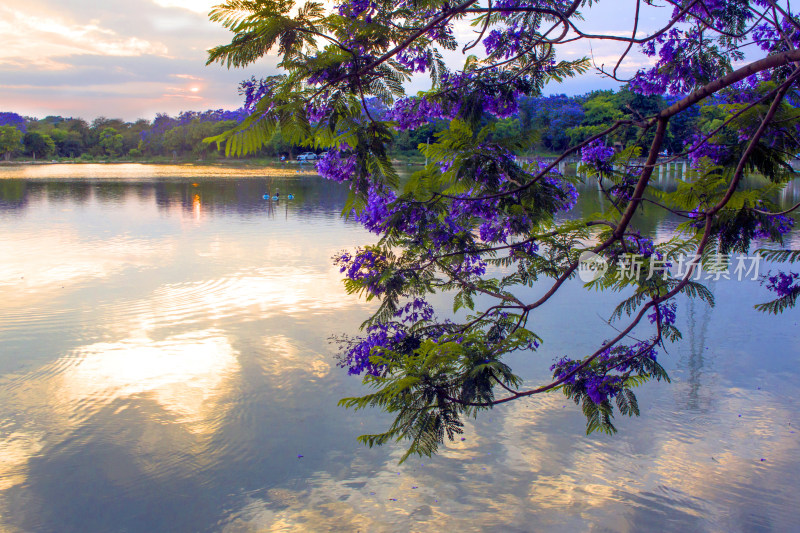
<box><xmin>272</xmin><ymin>196</ymin><xmax>279</xmax><ymax>201</ymax></box>
<box><xmin>262</xmin><ymin>194</ymin><xmax>270</xmax><ymax>200</ymax></box>
<box><xmin>287</xmin><ymin>194</ymin><xmax>294</xmax><ymax>200</ymax></box>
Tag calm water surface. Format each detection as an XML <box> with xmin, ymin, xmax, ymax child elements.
<box><xmin>0</xmin><ymin>164</ymin><xmax>799</xmax><ymax>532</ymax></box>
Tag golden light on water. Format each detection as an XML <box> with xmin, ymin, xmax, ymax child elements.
<box><xmin>58</xmin><ymin>330</ymin><xmax>239</xmax><ymax>424</ymax></box>
<box><xmin>0</xmin><ymin>432</ymin><xmax>45</xmax><ymax>491</ymax></box>
<box><xmin>192</xmin><ymin>193</ymin><xmax>202</xmax><ymax>220</ymax></box>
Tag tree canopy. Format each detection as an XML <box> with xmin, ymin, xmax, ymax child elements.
<box><xmin>208</xmin><ymin>0</ymin><xmax>800</xmax><ymax>461</ymax></box>
<box><xmin>0</xmin><ymin>126</ymin><xmax>24</xmax><ymax>161</ymax></box>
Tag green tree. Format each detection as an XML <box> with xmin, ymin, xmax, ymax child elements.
<box><xmin>123</xmin><ymin>119</ymin><xmax>151</xmax><ymax>154</ymax></box>
<box><xmin>162</xmin><ymin>126</ymin><xmax>188</xmax><ymax>156</ymax></box>
<box><xmin>56</xmin><ymin>130</ymin><xmax>86</xmax><ymax>158</ymax></box>
<box><xmin>98</xmin><ymin>127</ymin><xmax>124</xmax><ymax>157</ymax></box>
<box><xmin>0</xmin><ymin>126</ymin><xmax>23</xmax><ymax>161</ymax></box>
<box><xmin>567</xmin><ymin>91</ymin><xmax>624</xmax><ymax>146</ymax></box>
<box><xmin>23</xmin><ymin>131</ymin><xmax>56</xmax><ymax>159</ymax></box>
<box><xmin>186</xmin><ymin>119</ymin><xmax>217</xmax><ymax>156</ymax></box>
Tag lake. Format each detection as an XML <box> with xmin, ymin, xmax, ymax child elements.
<box><xmin>0</xmin><ymin>163</ymin><xmax>798</xmax><ymax>532</ymax></box>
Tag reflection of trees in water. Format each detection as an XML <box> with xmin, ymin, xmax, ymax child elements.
<box><xmin>679</xmin><ymin>287</ymin><xmax>714</xmax><ymax>412</ymax></box>
<box><xmin>0</xmin><ymin>180</ymin><xmax>91</xmax><ymax>209</ymax></box>
<box><xmin>4</xmin><ymin>173</ymin><xmax>797</xmax><ymax>228</ymax></box>
<box><xmin>564</xmin><ymin>175</ymin><xmax>799</xmax><ymax>238</ymax></box>
<box><xmin>0</xmin><ymin>179</ymin><xmax>27</xmax><ymax>210</ymax></box>
<box><xmin>0</xmin><ymin>176</ymin><xmax>353</xmax><ymax>218</ymax></box>
<box><xmin>780</xmin><ymin>177</ymin><xmax>800</xmax><ymax>206</ymax></box>
<box><xmin>568</xmin><ymin>171</ymin><xmax>696</xmax><ymax>236</ymax></box>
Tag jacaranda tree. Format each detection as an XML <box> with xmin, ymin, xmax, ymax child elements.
<box><xmin>207</xmin><ymin>0</ymin><xmax>800</xmax><ymax>461</ymax></box>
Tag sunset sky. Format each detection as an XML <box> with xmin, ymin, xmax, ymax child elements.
<box><xmin>0</xmin><ymin>1</ymin><xmax>660</xmax><ymax>122</ymax></box>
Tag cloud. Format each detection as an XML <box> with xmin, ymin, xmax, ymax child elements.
<box><xmin>151</xmin><ymin>0</ymin><xmax>219</xmax><ymax>15</ymax></box>
<box><xmin>172</xmin><ymin>74</ymin><xmax>205</xmax><ymax>81</ymax></box>
<box><xmin>0</xmin><ymin>5</ymin><xmax>169</xmax><ymax>62</ymax></box>
<box><xmin>0</xmin><ymin>1</ymin><xmax>283</xmax><ymax>119</ymax></box>
<box><xmin>0</xmin><ymin>53</ymin><xmax>257</xmax><ymax>119</ymax></box>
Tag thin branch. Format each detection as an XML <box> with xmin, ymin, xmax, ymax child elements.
<box><xmin>753</xmin><ymin>200</ymin><xmax>800</xmax><ymax>216</ymax></box>
<box><xmin>612</xmin><ymin>0</ymin><xmax>641</xmax><ymax>80</ymax></box>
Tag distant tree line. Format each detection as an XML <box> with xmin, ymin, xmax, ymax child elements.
<box><xmin>390</xmin><ymin>88</ymin><xmax>701</xmax><ymax>158</ymax></box>
<box><xmin>0</xmin><ymin>88</ymin><xmax>702</xmax><ymax>162</ymax></box>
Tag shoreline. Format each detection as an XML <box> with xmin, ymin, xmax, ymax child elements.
<box><xmin>0</xmin><ymin>155</ymin><xmax>428</xmax><ymax>167</ymax></box>
<box><xmin>0</xmin><ymin>159</ymin><xmax>313</xmax><ymax>167</ymax></box>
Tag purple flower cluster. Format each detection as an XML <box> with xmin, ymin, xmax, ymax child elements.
<box><xmin>510</xmin><ymin>240</ymin><xmax>540</xmax><ymax>257</ymax></box>
<box><xmin>306</xmin><ymin>101</ymin><xmax>332</xmax><ymax>123</ymax></box>
<box><xmin>337</xmin><ymin>0</ymin><xmax>378</xmax><ymax>20</ymax></box>
<box><xmin>685</xmin><ymin>133</ymin><xmax>730</xmax><ymax>168</ymax></box>
<box><xmin>482</xmin><ymin>91</ymin><xmax>520</xmax><ymax>119</ymax></box>
<box><xmin>580</xmin><ymin>140</ymin><xmax>614</xmax><ymax>173</ymax></box>
<box><xmin>543</xmin><ymin>174</ymin><xmax>579</xmax><ymax>212</ymax></box>
<box><xmin>394</xmin><ymin>298</ymin><xmax>435</xmax><ymax>324</ymax></box>
<box><xmin>441</xmin><ymin>69</ymin><xmax>526</xmax><ymax>120</ymax></box>
<box><xmin>723</xmin><ymin>75</ymin><xmax>775</xmax><ymax>105</ymax></box>
<box><xmin>585</xmin><ymin>375</ymin><xmax>624</xmax><ymax>405</ymax></box>
<box><xmin>338</xmin><ymin>319</ymin><xmax>467</xmax><ymax>376</ymax></box>
<box><xmin>550</xmin><ymin>356</ymin><xmax>623</xmax><ymax>405</ymax></box>
<box><xmin>550</xmin><ymin>340</ymin><xmax>659</xmax><ymax>405</ymax></box>
<box><xmin>609</xmin><ymin>174</ymin><xmax>638</xmax><ymax>202</ymax></box>
<box><xmin>628</xmin><ymin>3</ymin><xmax>790</xmax><ymax>98</ymax></box>
<box><xmin>342</xmin><ymin>146</ymin><xmax>578</xmax><ymax>263</ymax></box>
<box><xmin>483</xmin><ymin>29</ymin><xmax>524</xmax><ymax>60</ymax></box>
<box><xmin>755</xmin><ymin>214</ymin><xmax>795</xmax><ymax>239</ymax></box>
<box><xmin>491</xmin><ymin>0</ymin><xmax>575</xmax><ymax>18</ymax></box>
<box><xmin>338</xmin><ymin>322</ymin><xmax>406</xmax><ymax>376</ymax></box>
<box><xmin>753</xmin><ymin>18</ymin><xmax>800</xmax><ymax>53</ymax></box>
<box><xmin>0</xmin><ymin>112</ymin><xmax>25</xmax><ymax>133</ymax></box>
<box><xmin>687</xmin><ymin>207</ymin><xmax>706</xmax><ymax>229</ymax></box>
<box><xmin>451</xmin><ymin>253</ymin><xmax>488</xmax><ymax>278</ymax></box>
<box><xmin>334</xmin><ymin>248</ymin><xmax>394</xmax><ymax>297</ymax></box>
<box><xmin>316</xmin><ymin>150</ymin><xmax>357</xmax><ymax>183</ymax></box>
<box><xmin>239</xmin><ymin>77</ymin><xmax>272</xmax><ymax>113</ymax></box>
<box><xmin>396</xmin><ymin>47</ymin><xmax>430</xmax><ymax>73</ymax></box>
<box><xmin>766</xmin><ymin>272</ymin><xmax>799</xmax><ymax>298</ymax></box>
<box><xmin>668</xmin><ymin>0</ymin><xmax>747</xmax><ymax>29</ymax></box>
<box><xmin>631</xmin><ymin>236</ymin><xmax>656</xmax><ymax>258</ymax></box>
<box><xmin>387</xmin><ymin>98</ymin><xmax>452</xmax><ymax>131</ymax></box>
<box><xmin>648</xmin><ymin>302</ymin><xmax>677</xmax><ymax>327</ymax></box>
<box><xmin>631</xmin><ymin>25</ymin><xmax>730</xmax><ymax>96</ymax></box>
<box><xmin>352</xmin><ymin>186</ymin><xmax>397</xmax><ymax>234</ymax></box>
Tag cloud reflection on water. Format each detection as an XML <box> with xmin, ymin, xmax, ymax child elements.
<box><xmin>215</xmin><ymin>384</ymin><xmax>800</xmax><ymax>532</ymax></box>
<box><xmin>57</xmin><ymin>330</ymin><xmax>239</xmax><ymax>426</ymax></box>
<box><xmin>0</xmin><ymin>167</ymin><xmax>798</xmax><ymax>531</ymax></box>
